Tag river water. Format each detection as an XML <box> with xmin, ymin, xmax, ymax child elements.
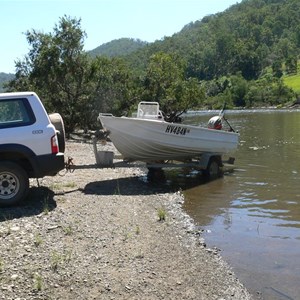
<box><xmin>181</xmin><ymin>110</ymin><xmax>300</xmax><ymax>300</ymax></box>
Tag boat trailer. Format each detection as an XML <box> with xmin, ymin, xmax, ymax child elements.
<box><xmin>65</xmin><ymin>139</ymin><xmax>235</xmax><ymax>179</ymax></box>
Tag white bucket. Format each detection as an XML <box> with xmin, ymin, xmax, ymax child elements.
<box><xmin>96</xmin><ymin>151</ymin><xmax>114</xmax><ymax>167</ymax></box>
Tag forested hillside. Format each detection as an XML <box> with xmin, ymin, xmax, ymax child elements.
<box><xmin>6</xmin><ymin>0</ymin><xmax>300</xmax><ymax>133</ymax></box>
<box><xmin>89</xmin><ymin>38</ymin><xmax>147</xmax><ymax>58</ymax></box>
<box><xmin>125</xmin><ymin>0</ymin><xmax>300</xmax><ymax>80</ymax></box>
<box><xmin>0</xmin><ymin>73</ymin><xmax>14</xmax><ymax>92</ymax></box>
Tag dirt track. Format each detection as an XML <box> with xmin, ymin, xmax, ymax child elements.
<box><xmin>0</xmin><ymin>139</ymin><xmax>253</xmax><ymax>299</ymax></box>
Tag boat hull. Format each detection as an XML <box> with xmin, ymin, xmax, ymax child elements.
<box><xmin>98</xmin><ymin>115</ymin><xmax>239</xmax><ymax>162</ymax></box>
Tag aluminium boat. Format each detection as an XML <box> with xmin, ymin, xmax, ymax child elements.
<box><xmin>98</xmin><ymin>102</ymin><xmax>239</xmax><ymax>162</ymax></box>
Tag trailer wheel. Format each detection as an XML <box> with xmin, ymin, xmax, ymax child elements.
<box><xmin>49</xmin><ymin>113</ymin><xmax>66</xmax><ymax>153</ymax></box>
<box><xmin>147</xmin><ymin>167</ymin><xmax>166</xmax><ymax>182</ymax></box>
<box><xmin>0</xmin><ymin>161</ymin><xmax>29</xmax><ymax>207</ymax></box>
<box><xmin>203</xmin><ymin>156</ymin><xmax>222</xmax><ymax>179</ymax></box>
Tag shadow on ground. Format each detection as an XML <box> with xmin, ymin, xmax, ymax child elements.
<box><xmin>0</xmin><ymin>187</ymin><xmax>57</xmax><ymax>222</ymax></box>
<box><xmin>83</xmin><ymin>176</ymin><xmax>170</xmax><ymax>196</ymax></box>
<box><xmin>83</xmin><ymin>170</ymin><xmax>215</xmax><ymax>196</ymax></box>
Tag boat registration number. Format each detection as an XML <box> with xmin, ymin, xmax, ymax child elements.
<box><xmin>165</xmin><ymin>125</ymin><xmax>190</xmax><ymax>135</ymax></box>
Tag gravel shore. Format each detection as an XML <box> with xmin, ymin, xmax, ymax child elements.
<box><xmin>0</xmin><ymin>139</ymin><xmax>253</xmax><ymax>300</ymax></box>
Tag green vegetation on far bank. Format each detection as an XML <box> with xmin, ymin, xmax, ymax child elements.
<box><xmin>4</xmin><ymin>0</ymin><xmax>300</xmax><ymax>133</ymax></box>
<box><xmin>283</xmin><ymin>73</ymin><xmax>300</xmax><ymax>94</ymax></box>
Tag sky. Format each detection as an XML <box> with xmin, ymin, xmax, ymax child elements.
<box><xmin>1</xmin><ymin>0</ymin><xmax>242</xmax><ymax>73</ymax></box>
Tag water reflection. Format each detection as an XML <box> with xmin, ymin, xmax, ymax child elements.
<box><xmin>181</xmin><ymin>110</ymin><xmax>300</xmax><ymax>299</ymax></box>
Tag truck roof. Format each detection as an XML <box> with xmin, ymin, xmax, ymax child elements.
<box><xmin>0</xmin><ymin>91</ymin><xmax>37</xmax><ymax>99</ymax></box>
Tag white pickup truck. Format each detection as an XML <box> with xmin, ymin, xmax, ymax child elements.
<box><xmin>0</xmin><ymin>92</ymin><xmax>65</xmax><ymax>207</ymax></box>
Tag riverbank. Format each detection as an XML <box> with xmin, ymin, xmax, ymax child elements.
<box><xmin>0</xmin><ymin>139</ymin><xmax>252</xmax><ymax>299</ymax></box>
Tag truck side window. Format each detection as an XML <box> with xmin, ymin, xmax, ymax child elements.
<box><xmin>0</xmin><ymin>98</ymin><xmax>35</xmax><ymax>128</ymax></box>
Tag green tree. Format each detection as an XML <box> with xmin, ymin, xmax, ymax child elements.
<box><xmin>272</xmin><ymin>59</ymin><xmax>283</xmax><ymax>78</ymax></box>
<box><xmin>87</xmin><ymin>56</ymin><xmax>135</xmax><ymax>125</ymax></box>
<box><xmin>142</xmin><ymin>52</ymin><xmax>203</xmax><ymax>120</ymax></box>
<box><xmin>142</xmin><ymin>52</ymin><xmax>185</xmax><ymax>101</ymax></box>
<box><xmin>8</xmin><ymin>16</ymin><xmax>90</xmax><ymax>133</ymax></box>
<box><xmin>229</xmin><ymin>74</ymin><xmax>248</xmax><ymax>107</ymax></box>
<box><xmin>215</xmin><ymin>32</ymin><xmax>235</xmax><ymax>76</ymax></box>
<box><xmin>285</xmin><ymin>55</ymin><xmax>297</xmax><ymax>74</ymax></box>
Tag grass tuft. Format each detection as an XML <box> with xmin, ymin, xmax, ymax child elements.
<box><xmin>157</xmin><ymin>207</ymin><xmax>166</xmax><ymax>222</ymax></box>
<box><xmin>34</xmin><ymin>234</ymin><xmax>43</xmax><ymax>247</ymax></box>
<box><xmin>34</xmin><ymin>273</ymin><xmax>43</xmax><ymax>291</ymax></box>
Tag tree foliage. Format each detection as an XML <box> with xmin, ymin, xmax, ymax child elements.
<box><xmin>86</xmin><ymin>56</ymin><xmax>135</xmax><ymax>124</ymax></box>
<box><xmin>141</xmin><ymin>52</ymin><xmax>204</xmax><ymax>120</ymax></box>
<box><xmin>6</xmin><ymin>0</ymin><xmax>299</xmax><ymax>133</ymax></box>
<box><xmin>8</xmin><ymin>16</ymin><xmax>91</xmax><ymax>132</ymax></box>
<box><xmin>125</xmin><ymin>0</ymin><xmax>300</xmax><ymax>81</ymax></box>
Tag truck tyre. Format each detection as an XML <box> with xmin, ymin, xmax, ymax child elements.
<box><xmin>0</xmin><ymin>161</ymin><xmax>29</xmax><ymax>207</ymax></box>
<box><xmin>49</xmin><ymin>113</ymin><xmax>66</xmax><ymax>153</ymax></box>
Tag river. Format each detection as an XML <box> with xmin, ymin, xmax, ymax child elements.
<box><xmin>179</xmin><ymin>110</ymin><xmax>300</xmax><ymax>300</ymax></box>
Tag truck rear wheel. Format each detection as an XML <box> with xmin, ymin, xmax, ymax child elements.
<box><xmin>49</xmin><ymin>113</ymin><xmax>66</xmax><ymax>153</ymax></box>
<box><xmin>0</xmin><ymin>161</ymin><xmax>29</xmax><ymax>207</ymax></box>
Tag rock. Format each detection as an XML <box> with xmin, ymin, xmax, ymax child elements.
<box><xmin>10</xmin><ymin>226</ymin><xmax>20</xmax><ymax>232</ymax></box>
<box><xmin>11</xmin><ymin>274</ymin><xmax>18</xmax><ymax>280</ymax></box>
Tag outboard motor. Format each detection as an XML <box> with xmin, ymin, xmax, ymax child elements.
<box><xmin>208</xmin><ymin>116</ymin><xmax>222</xmax><ymax>130</ymax></box>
